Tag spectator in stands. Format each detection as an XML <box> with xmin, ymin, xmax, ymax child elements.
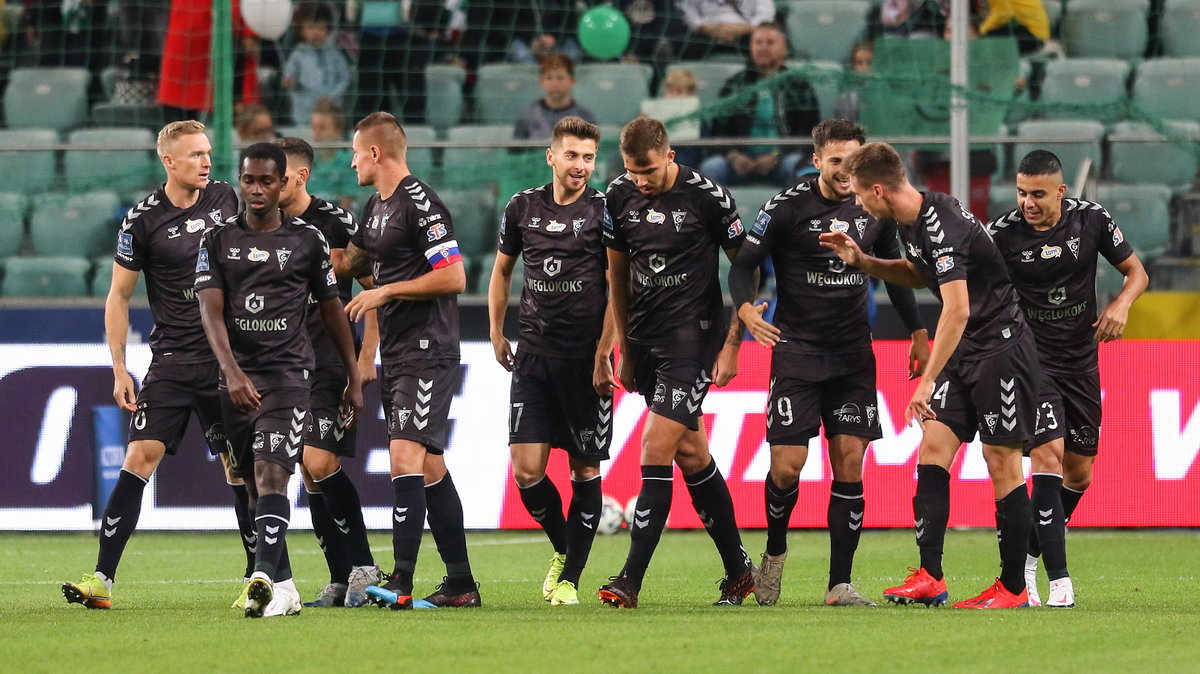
<box><xmin>282</xmin><ymin>2</ymin><xmax>350</xmax><ymax>126</ymax></box>
<box><xmin>235</xmin><ymin>103</ymin><xmax>277</xmax><ymax>143</ymax></box>
<box><xmin>677</xmin><ymin>0</ymin><xmax>776</xmax><ymax>60</ymax></box>
<box><xmin>306</xmin><ymin>98</ymin><xmax>367</xmax><ymax>210</ymax></box>
<box><xmin>159</xmin><ymin>0</ymin><xmax>262</xmax><ymax>119</ymax></box>
<box><xmin>700</xmin><ymin>22</ymin><xmax>819</xmax><ymax>187</ymax></box>
<box><xmin>641</xmin><ymin>68</ymin><xmax>702</xmax><ymax>167</ymax></box>
<box><xmin>835</xmin><ymin>42</ymin><xmax>874</xmax><ymax>121</ymax></box>
<box><xmin>512</xmin><ymin>55</ymin><xmax>598</xmax><ymax>141</ymax></box>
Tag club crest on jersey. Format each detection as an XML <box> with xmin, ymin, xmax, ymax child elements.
<box><xmin>228</xmin><ymin>247</ymin><xmax>241</xmax><ymax>260</ymax></box>
<box><xmin>753</xmin><ymin>211</ymin><xmax>771</xmax><ymax>236</ymax></box>
<box><xmin>394</xmin><ymin>408</ymin><xmax>412</xmax><ymax>430</ymax></box>
<box><xmin>117</xmin><ymin>231</ymin><xmax>133</xmax><ymax>256</ymax></box>
<box><xmin>167</xmin><ymin>226</ymin><xmax>180</xmax><ymax>239</ymax></box>
<box><xmin>1067</xmin><ymin>237</ymin><xmax>1081</xmax><ymax>258</ymax></box>
<box><xmin>855</xmin><ymin>217</ymin><xmax>868</xmax><ymax>237</ymax></box>
<box><xmin>935</xmin><ymin>255</ymin><xmax>955</xmax><ymax>274</ymax></box>
<box><xmin>727</xmin><ymin>218</ymin><xmax>743</xmax><ymax>238</ymax></box>
<box><xmin>671</xmin><ymin>388</ymin><xmax>685</xmax><ymax>409</ymax></box>
<box><xmin>829</xmin><ymin>259</ymin><xmax>847</xmax><ymax>273</ymax></box>
<box><xmin>543</xmin><ymin>257</ymin><xmax>562</xmax><ymax>277</ymax></box>
<box><xmin>427</xmin><ymin>222</ymin><xmax>447</xmax><ymax>241</ymax></box>
<box><xmin>1021</xmin><ymin>250</ymin><xmax>1035</xmax><ymax>263</ymax></box>
<box><xmin>269</xmin><ymin>432</ymin><xmax>284</xmax><ymax>453</ymax></box>
<box><xmin>671</xmin><ymin>210</ymin><xmax>686</xmax><ymax>232</ymax></box>
<box><xmin>276</xmin><ymin>248</ymin><xmax>291</xmax><ymax>270</ymax></box>
<box><xmin>546</xmin><ymin>219</ymin><xmax>566</xmax><ymax>233</ymax></box>
<box><xmin>196</xmin><ymin>248</ymin><xmax>210</xmax><ymax>272</ymax></box>
<box><xmin>209</xmin><ymin>209</ymin><xmax>223</xmax><ymax>223</ymax></box>
<box><xmin>1048</xmin><ymin>286</ymin><xmax>1067</xmax><ymax>306</ymax></box>
<box><xmin>809</xmin><ymin>219</ymin><xmax>822</xmax><ymax>232</ymax></box>
<box><xmin>185</xmin><ymin>218</ymin><xmax>206</xmax><ymax>233</ymax></box>
<box><xmin>245</xmin><ymin>293</ymin><xmax>265</xmax><ymax>314</ymax></box>
<box><xmin>648</xmin><ymin>254</ymin><xmax>667</xmax><ymax>274</ymax></box>
<box><xmin>529</xmin><ymin>217</ymin><xmax>541</xmax><ymax>229</ymax></box>
<box><xmin>573</xmin><ymin>218</ymin><xmax>585</xmax><ymax>237</ymax></box>
<box><xmin>830</xmin><ymin>218</ymin><xmax>850</xmax><ymax>233</ymax></box>
<box><xmin>646</xmin><ymin>209</ymin><xmax>665</xmax><ymax>224</ymax></box>
<box><xmin>984</xmin><ymin>413</ymin><xmax>999</xmax><ymax>434</ymax></box>
<box><xmin>318</xmin><ymin>418</ymin><xmax>332</xmax><ymax>438</ymax></box>
<box><xmin>1112</xmin><ymin>226</ymin><xmax>1124</xmax><ymax>246</ymax></box>
<box><xmin>248</xmin><ymin>247</ymin><xmax>269</xmax><ymax>262</ymax></box>
<box><xmin>1040</xmin><ymin>245</ymin><xmax>1062</xmax><ymax>259</ymax></box>
<box><xmin>866</xmin><ymin>404</ymin><xmax>877</xmax><ymax>426</ymax></box>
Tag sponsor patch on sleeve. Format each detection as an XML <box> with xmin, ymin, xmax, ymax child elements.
<box><xmin>1112</xmin><ymin>226</ymin><xmax>1124</xmax><ymax>246</ymax></box>
<box><xmin>117</xmin><ymin>231</ymin><xmax>134</xmax><ymax>257</ymax></box>
<box><xmin>326</xmin><ymin>268</ymin><xmax>337</xmax><ymax>286</ymax></box>
<box><xmin>935</xmin><ymin>255</ymin><xmax>955</xmax><ymax>274</ymax></box>
<box><xmin>727</xmin><ymin>218</ymin><xmax>743</xmax><ymax>239</ymax></box>
<box><xmin>196</xmin><ymin>247</ymin><xmax>210</xmax><ymax>272</ymax></box>
<box><xmin>425</xmin><ymin>240</ymin><xmax>462</xmax><ymax>269</ymax></box>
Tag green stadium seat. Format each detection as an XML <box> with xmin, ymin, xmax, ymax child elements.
<box><xmin>91</xmin><ymin>255</ymin><xmax>148</xmax><ymax>297</ymax></box>
<box><xmin>1061</xmin><ymin>0</ymin><xmax>1149</xmax><ymax>60</ymax></box>
<box><xmin>29</xmin><ymin>191</ymin><xmax>121</xmax><ymax>258</ymax></box>
<box><xmin>439</xmin><ymin>187</ymin><xmax>497</xmax><ymax>257</ymax></box>
<box><xmin>1108</xmin><ymin>121</ymin><xmax>1200</xmax><ymax>195</ymax></box>
<box><xmin>0</xmin><ymin>129</ymin><xmax>59</xmax><ymax>193</ymax></box>
<box><xmin>1132</xmin><ymin>58</ymin><xmax>1200</xmax><ymax>123</ymax></box>
<box><xmin>424</xmin><ymin>64</ymin><xmax>466</xmax><ymax>138</ymax></box>
<box><xmin>404</xmin><ymin>125</ymin><xmax>435</xmax><ymax>177</ymax></box>
<box><xmin>730</xmin><ymin>186</ymin><xmax>784</xmax><ymax>217</ymax></box>
<box><xmin>785</xmin><ymin>1</ymin><xmax>870</xmax><ymax>64</ymax></box>
<box><xmin>1038</xmin><ymin>58</ymin><xmax>1131</xmax><ymax>124</ymax></box>
<box><xmin>474</xmin><ymin>64</ymin><xmax>542</xmax><ymax>127</ymax></box>
<box><xmin>1</xmin><ymin>256</ymin><xmax>92</xmax><ymax>297</ymax></box>
<box><xmin>90</xmin><ymin>102</ymin><xmax>165</xmax><ymax>130</ymax></box>
<box><xmin>0</xmin><ymin>193</ymin><xmax>28</xmax><ymax>257</ymax></box>
<box><xmin>664</xmin><ymin>61</ymin><xmax>747</xmax><ymax>109</ymax></box>
<box><xmin>1013</xmin><ymin>120</ymin><xmax>1105</xmax><ymax>188</ymax></box>
<box><xmin>3</xmin><ymin>67</ymin><xmax>91</xmax><ymax>133</ymax></box>
<box><xmin>988</xmin><ymin>183</ymin><xmax>1017</xmax><ymax>221</ymax></box>
<box><xmin>573</xmin><ymin>64</ymin><xmax>653</xmax><ymax>127</ymax></box>
<box><xmin>1162</xmin><ymin>0</ymin><xmax>1200</xmax><ymax>58</ymax></box>
<box><xmin>785</xmin><ymin>60</ymin><xmax>843</xmax><ymax>120</ymax></box>
<box><xmin>443</xmin><ymin>125</ymin><xmax>513</xmax><ymax>180</ymax></box>
<box><xmin>65</xmin><ymin>128</ymin><xmax>156</xmax><ymax>194</ymax></box>
<box><xmin>275</xmin><ymin>124</ymin><xmax>312</xmax><ymax>140</ymax></box>
<box><xmin>1096</xmin><ymin>183</ymin><xmax>1173</xmax><ymax>259</ymax></box>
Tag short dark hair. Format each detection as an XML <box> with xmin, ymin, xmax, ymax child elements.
<box><xmin>240</xmin><ymin>142</ymin><xmax>287</xmax><ymax>177</ymax></box>
<box><xmin>294</xmin><ymin>1</ymin><xmax>333</xmax><ymax>26</ymax></box>
<box><xmin>354</xmin><ymin>111</ymin><xmax>407</xmax><ymax>156</ymax></box>
<box><xmin>1017</xmin><ymin>149</ymin><xmax>1063</xmax><ymax>177</ymax></box>
<box><xmin>812</xmin><ymin>119</ymin><xmax>866</xmax><ymax>153</ymax></box>
<box><xmin>552</xmin><ymin>116</ymin><xmax>600</xmax><ymax>146</ymax></box>
<box><xmin>620</xmin><ymin>117</ymin><xmax>669</xmax><ymax>164</ymax></box>
<box><xmin>540</xmin><ymin>53</ymin><xmax>576</xmax><ymax>78</ymax></box>
<box><xmin>845</xmin><ymin>141</ymin><xmax>906</xmax><ymax>190</ymax></box>
<box><xmin>274</xmin><ymin>137</ymin><xmax>314</xmax><ymax>169</ymax></box>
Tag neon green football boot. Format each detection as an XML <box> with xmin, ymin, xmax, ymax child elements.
<box><xmin>543</xmin><ymin>552</ymin><xmax>566</xmax><ymax>601</ymax></box>
<box><xmin>62</xmin><ymin>573</ymin><xmax>112</xmax><ymax>609</ymax></box>
<box><xmin>549</xmin><ymin>580</ymin><xmax>579</xmax><ymax>605</ymax></box>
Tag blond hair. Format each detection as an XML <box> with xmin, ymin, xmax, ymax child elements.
<box><xmin>157</xmin><ymin>120</ymin><xmax>207</xmax><ymax>156</ymax></box>
<box><xmin>663</xmin><ymin>69</ymin><xmax>697</xmax><ymax>96</ymax></box>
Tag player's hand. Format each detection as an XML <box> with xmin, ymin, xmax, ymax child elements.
<box><xmin>345</xmin><ymin>288</ymin><xmax>389</xmax><ymax>322</ymax></box>
<box><xmin>730</xmin><ymin>152</ymin><xmax>754</xmax><ymax>176</ymax></box>
<box><xmin>906</xmin><ymin>376</ymin><xmax>936</xmax><ymax>425</ymax></box>
<box><xmin>1093</xmin><ymin>300</ymin><xmax>1131</xmax><ymax>343</ymax></box>
<box><xmin>908</xmin><ymin>329</ymin><xmax>930</xmax><ymax>379</ymax></box>
<box><xmin>751</xmin><ymin>153</ymin><xmax>780</xmax><ymax>176</ymax></box>
<box><xmin>818</xmin><ymin>231</ymin><xmax>865</xmax><ymax>267</ymax></box>
<box><xmin>225</xmin><ymin>369</ymin><xmax>261</xmax><ymax>412</ymax></box>
<box><xmin>712</xmin><ymin>342</ymin><xmax>740</xmax><ymax>387</ymax></box>
<box><xmin>593</xmin><ymin>355</ymin><xmax>616</xmax><ymax>397</ymax></box>
<box><xmin>738</xmin><ymin>301</ymin><xmax>780</xmax><ymax>347</ymax></box>
<box><xmin>356</xmin><ymin>356</ymin><xmax>377</xmax><ymax>389</ymax></box>
<box><xmin>340</xmin><ymin>382</ymin><xmax>364</xmax><ymax>429</ymax></box>
<box><xmin>491</xmin><ymin>332</ymin><xmax>515</xmax><ymax>371</ymax></box>
<box><xmin>112</xmin><ymin>369</ymin><xmax>138</xmax><ymax>411</ymax></box>
<box><xmin>616</xmin><ymin>346</ymin><xmax>636</xmax><ymax>392</ymax></box>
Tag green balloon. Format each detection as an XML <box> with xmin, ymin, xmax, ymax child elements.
<box><xmin>578</xmin><ymin>6</ymin><xmax>631</xmax><ymax>60</ymax></box>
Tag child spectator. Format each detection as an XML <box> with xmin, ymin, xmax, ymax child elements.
<box><xmin>641</xmin><ymin>68</ymin><xmax>702</xmax><ymax>166</ymax></box>
<box><xmin>306</xmin><ymin>98</ymin><xmax>369</xmax><ymax>210</ymax></box>
<box><xmin>512</xmin><ymin>54</ymin><xmax>598</xmax><ymax>141</ymax></box>
<box><xmin>282</xmin><ymin>2</ymin><xmax>350</xmax><ymax>125</ymax></box>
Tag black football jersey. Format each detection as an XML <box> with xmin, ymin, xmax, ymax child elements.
<box><xmin>497</xmin><ymin>183</ymin><xmax>609</xmax><ymax>358</ymax></box>
<box><xmin>350</xmin><ymin>176</ymin><xmax>461</xmax><ymax>363</ymax></box>
<box><xmin>897</xmin><ymin>192</ymin><xmax>1026</xmax><ymax>361</ymax></box>
<box><xmin>194</xmin><ymin>213</ymin><xmax>339</xmax><ymax>389</ymax></box>
<box><xmin>737</xmin><ymin>177</ymin><xmax>906</xmax><ymax>354</ymax></box>
<box><xmin>298</xmin><ymin>196</ymin><xmax>360</xmax><ymax>370</ymax></box>
<box><xmin>114</xmin><ymin>181</ymin><xmax>238</xmax><ymax>362</ymax></box>
<box><xmin>602</xmin><ymin>166</ymin><xmax>744</xmax><ymax>345</ymax></box>
<box><xmin>988</xmin><ymin>198</ymin><xmax>1135</xmax><ymax>372</ymax></box>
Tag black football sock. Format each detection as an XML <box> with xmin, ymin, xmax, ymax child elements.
<box><xmin>274</xmin><ymin>541</ymin><xmax>293</xmax><ymax>583</ymax></box>
<box><xmin>764</xmin><ymin>474</ymin><xmax>799</xmax><ymax>557</ymax></box>
<box><xmin>1062</xmin><ymin>484</ymin><xmax>1086</xmax><ymax>523</ymax></box>
<box><xmin>1032</xmin><ymin>474</ymin><xmax>1068</xmax><ymax>580</ymax></box>
<box><xmin>390</xmin><ymin>474</ymin><xmax>425</xmax><ymax>594</ymax></box>
<box><xmin>685</xmin><ymin>459</ymin><xmax>750</xmax><ymax>578</ymax></box>
<box><xmin>95</xmin><ymin>469</ymin><xmax>148</xmax><ymax>581</ymax></box>
<box><xmin>230</xmin><ymin>481</ymin><xmax>257</xmax><ymax>578</ymax></box>
<box><xmin>517</xmin><ymin>474</ymin><xmax>567</xmax><ymax>554</ymax></box>
<box><xmin>253</xmin><ymin>493</ymin><xmax>291</xmax><ymax>582</ymax></box>
<box><xmin>996</xmin><ymin>484</ymin><xmax>1033</xmax><ymax>595</ymax></box>
<box><xmin>619</xmin><ymin>465</ymin><xmax>674</xmax><ymax>590</ymax></box>
<box><xmin>425</xmin><ymin>472</ymin><xmax>475</xmax><ymax>590</ymax></box>
<box><xmin>913</xmin><ymin>464</ymin><xmax>951</xmax><ymax>580</ymax></box>
<box><xmin>316</xmin><ymin>468</ymin><xmax>375</xmax><ymax>567</ymax></box>
<box><xmin>828</xmin><ymin>480</ymin><xmax>865</xmax><ymax>589</ymax></box>
<box><xmin>306</xmin><ymin>488</ymin><xmax>350</xmax><ymax>585</ymax></box>
<box><xmin>560</xmin><ymin>475</ymin><xmax>602</xmax><ymax>586</ymax></box>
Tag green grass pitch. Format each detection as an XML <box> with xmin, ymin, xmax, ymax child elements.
<box><xmin>5</xmin><ymin>529</ymin><xmax>1197</xmax><ymax>673</ymax></box>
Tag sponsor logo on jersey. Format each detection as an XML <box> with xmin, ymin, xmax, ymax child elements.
<box><xmin>228</xmin><ymin>247</ymin><xmax>241</xmax><ymax>260</ymax></box>
<box><xmin>935</xmin><ymin>255</ymin><xmax>954</xmax><ymax>274</ymax></box>
<box><xmin>830</xmin><ymin>218</ymin><xmax>849</xmax><ymax>233</ymax></box>
<box><xmin>245</xmin><ymin>293</ymin><xmax>265</xmax><ymax>314</ymax></box>
<box><xmin>247</xmin><ymin>247</ymin><xmax>269</xmax><ymax>262</ymax></box>
<box><xmin>932</xmin><ymin>247</ymin><xmax>954</xmax><ymax>257</ymax></box>
<box><xmin>529</xmin><ymin>217</ymin><xmax>541</xmax><ymax>229</ymax></box>
<box><xmin>573</xmin><ymin>218</ymin><xmax>585</xmax><ymax>237</ymax></box>
<box><xmin>427</xmin><ymin>223</ymin><xmax>447</xmax><ymax>241</ymax></box>
<box><xmin>185</xmin><ymin>219</ymin><xmax>206</xmax><ymax>233</ymax></box>
<box><xmin>117</xmin><ymin>231</ymin><xmax>133</xmax><ymax>256</ymax></box>
<box><xmin>209</xmin><ymin>209</ymin><xmax>223</xmax><ymax>223</ymax></box>
<box><xmin>326</xmin><ymin>268</ymin><xmax>337</xmax><ymax>286</ymax></box>
<box><xmin>855</xmin><ymin>217</ymin><xmax>868</xmax><ymax>237</ymax></box>
<box><xmin>653</xmin><ymin>383</ymin><xmax>666</xmax><ymax>404</ymax></box>
<box><xmin>671</xmin><ymin>211</ymin><xmax>686</xmax><ymax>232</ymax></box>
<box><xmin>546</xmin><ymin>219</ymin><xmax>566</xmax><ymax>233</ymax></box>
<box><xmin>907</xmin><ymin>242</ymin><xmax>920</xmax><ymax>258</ymax></box>
<box><xmin>646</xmin><ymin>209</ymin><xmax>665</xmax><ymax>224</ymax></box>
<box><xmin>1070</xmin><ymin>425</ymin><xmax>1099</xmax><ymax>448</ymax></box>
<box><xmin>727</xmin><ymin>218</ymin><xmax>743</xmax><ymax>238</ymax></box>
<box><xmin>1021</xmin><ymin>250</ymin><xmax>1035</xmax><ymax>263</ymax></box>
<box><xmin>648</xmin><ymin>254</ymin><xmax>667</xmax><ymax>274</ymax></box>
<box><xmin>602</xmin><ymin>210</ymin><xmax>613</xmax><ymax>230</ymax></box>
<box><xmin>829</xmin><ymin>259</ymin><xmax>847</xmax><ymax>273</ymax></box>
<box><xmin>167</xmin><ymin>226</ymin><xmax>180</xmax><ymax>239</ymax></box>
<box><xmin>196</xmin><ymin>248</ymin><xmax>210</xmax><ymax>272</ymax></box>
<box><xmin>543</xmin><ymin>257</ymin><xmax>562</xmax><ymax>277</ymax></box>
<box><xmin>276</xmin><ymin>248</ymin><xmax>291</xmax><ymax>270</ymax></box>
<box><xmin>252</xmin><ymin>432</ymin><xmax>265</xmax><ymax>450</ymax></box>
<box><xmin>1040</xmin><ymin>245</ymin><xmax>1062</xmax><ymax>259</ymax></box>
<box><xmin>753</xmin><ymin>211</ymin><xmax>771</xmax><ymax>236</ymax></box>
<box><xmin>1067</xmin><ymin>236</ymin><xmax>1081</xmax><ymax>258</ymax></box>
<box><xmin>1048</xmin><ymin>286</ymin><xmax>1067</xmax><ymax>305</ymax></box>
<box><xmin>1112</xmin><ymin>226</ymin><xmax>1124</xmax><ymax>246</ymax></box>
<box><xmin>627</xmin><ymin>210</ymin><xmax>641</xmax><ymax>223</ymax></box>
<box><xmin>809</xmin><ymin>219</ymin><xmax>822</xmax><ymax>232</ymax></box>
<box><xmin>833</xmin><ymin>403</ymin><xmax>862</xmax><ymax>424</ymax></box>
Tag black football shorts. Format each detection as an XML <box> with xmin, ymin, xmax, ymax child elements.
<box><xmin>129</xmin><ymin>360</ymin><xmax>225</xmax><ymax>455</ymax></box>
<box><xmin>221</xmin><ymin>386</ymin><xmax>310</xmax><ymax>479</ymax></box>
<box><xmin>767</xmin><ymin>349</ymin><xmax>883</xmax><ymax>446</ymax></box>
<box><xmin>509</xmin><ymin>350</ymin><xmax>612</xmax><ymax>460</ymax></box>
<box><xmin>380</xmin><ymin>358</ymin><xmax>461</xmax><ymax>454</ymax></box>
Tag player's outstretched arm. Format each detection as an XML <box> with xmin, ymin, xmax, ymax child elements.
<box><xmin>607</xmin><ymin>249</ymin><xmax>635</xmax><ymax>392</ymax></box>
<box><xmin>345</xmin><ymin>261</ymin><xmax>467</xmax><ymax>321</ymax></box>
<box><xmin>729</xmin><ymin>250</ymin><xmax>777</xmax><ymax>347</ymax></box>
<box><xmin>1094</xmin><ymin>253</ymin><xmax>1149</xmax><ymax>343</ymax></box>
<box><xmin>318</xmin><ymin>297</ymin><xmax>365</xmax><ymax>425</ymax></box>
<box><xmin>487</xmin><ymin>252</ymin><xmax>518</xmax><ymax>371</ymax></box>
<box><xmin>197</xmin><ymin>288</ymin><xmax>260</xmax><ymax>411</ymax></box>
<box><xmin>593</xmin><ymin>271</ymin><xmax>618</xmax><ymax>397</ymax></box>
<box><xmin>104</xmin><ymin>264</ymin><xmax>141</xmax><ymax>411</ymax></box>
<box><xmin>907</xmin><ymin>279</ymin><xmax>969</xmax><ymax>425</ymax></box>
<box><xmin>819</xmin><ymin>231</ymin><xmax>926</xmax><ymax>288</ymax></box>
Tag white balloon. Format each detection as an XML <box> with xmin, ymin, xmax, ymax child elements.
<box><xmin>241</xmin><ymin>0</ymin><xmax>294</xmax><ymax>41</ymax></box>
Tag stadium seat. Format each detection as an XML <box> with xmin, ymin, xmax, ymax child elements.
<box><xmin>90</xmin><ymin>102</ymin><xmax>165</xmax><ymax>130</ymax></box>
<box><xmin>91</xmin><ymin>255</ymin><xmax>147</xmax><ymax>297</ymax></box>
<box><xmin>1096</xmin><ymin>183</ymin><xmax>1173</xmax><ymax>259</ymax></box>
<box><xmin>424</xmin><ymin>64</ymin><xmax>466</xmax><ymax>138</ymax></box>
<box><xmin>1108</xmin><ymin>121</ymin><xmax>1200</xmax><ymax>195</ymax></box>
<box><xmin>573</xmin><ymin>64</ymin><xmax>653</xmax><ymax>127</ymax></box>
<box><xmin>0</xmin><ymin>129</ymin><xmax>59</xmax><ymax>194</ymax></box>
<box><xmin>443</xmin><ymin>125</ymin><xmax>513</xmax><ymax>179</ymax></box>
<box><xmin>1161</xmin><ymin>0</ymin><xmax>1200</xmax><ymax>57</ymax></box>
<box><xmin>475</xmin><ymin>252</ymin><xmax>525</xmax><ymax>295</ymax></box>
<box><xmin>988</xmin><ymin>183</ymin><xmax>1017</xmax><ymax>221</ymax></box>
<box><xmin>0</xmin><ymin>193</ymin><xmax>27</xmax><ymax>257</ymax></box>
<box><xmin>664</xmin><ymin>61</ymin><xmax>746</xmax><ymax>109</ymax></box>
<box><xmin>1038</xmin><ymin>59</ymin><xmax>1131</xmax><ymax>124</ymax></box>
<box><xmin>403</xmin><ymin>125</ymin><xmax>435</xmax><ymax>177</ymax></box>
<box><xmin>1</xmin><ymin>256</ymin><xmax>92</xmax><ymax>297</ymax></box>
<box><xmin>275</xmin><ymin>124</ymin><xmax>312</xmax><ymax>140</ymax></box>
<box><xmin>785</xmin><ymin>1</ymin><xmax>870</xmax><ymax>64</ymax></box>
<box><xmin>438</xmin><ymin>188</ymin><xmax>497</xmax><ymax>257</ymax></box>
<box><xmin>29</xmin><ymin>191</ymin><xmax>121</xmax><ymax>258</ymax></box>
<box><xmin>3</xmin><ymin>67</ymin><xmax>91</xmax><ymax>133</ymax></box>
<box><xmin>65</xmin><ymin>128</ymin><xmax>156</xmax><ymax>194</ymax></box>
<box><xmin>1013</xmin><ymin>120</ymin><xmax>1105</xmax><ymax>188</ymax></box>
<box><xmin>1061</xmin><ymin>0</ymin><xmax>1149</xmax><ymax>60</ymax></box>
<box><xmin>785</xmin><ymin>60</ymin><xmax>843</xmax><ymax>120</ymax></box>
<box><xmin>1131</xmin><ymin>58</ymin><xmax>1200</xmax><ymax>123</ymax></box>
<box><xmin>730</xmin><ymin>186</ymin><xmax>785</xmax><ymax>216</ymax></box>
<box><xmin>474</xmin><ymin>64</ymin><xmax>542</xmax><ymax>127</ymax></box>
